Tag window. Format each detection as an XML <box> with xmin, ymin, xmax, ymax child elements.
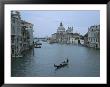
<box><xmin>12</xmin><ymin>49</ymin><xmax>14</xmax><ymax>54</ymax></box>
<box><xmin>12</xmin><ymin>18</ymin><xmax>15</xmax><ymax>23</ymax></box>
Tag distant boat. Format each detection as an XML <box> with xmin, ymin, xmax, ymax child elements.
<box><xmin>34</xmin><ymin>45</ymin><xmax>41</xmax><ymax>48</ymax></box>
<box><xmin>42</xmin><ymin>40</ymin><xmax>47</xmax><ymax>42</ymax></box>
<box><xmin>34</xmin><ymin>42</ymin><xmax>42</xmax><ymax>45</ymax></box>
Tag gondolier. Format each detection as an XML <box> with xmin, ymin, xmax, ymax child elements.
<box><xmin>67</xmin><ymin>58</ymin><xmax>69</xmax><ymax>63</ymax></box>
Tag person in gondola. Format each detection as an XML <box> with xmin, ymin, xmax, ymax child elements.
<box><xmin>67</xmin><ymin>58</ymin><xmax>69</xmax><ymax>63</ymax></box>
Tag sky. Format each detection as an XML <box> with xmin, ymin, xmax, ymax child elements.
<box><xmin>19</xmin><ymin>10</ymin><xmax>100</xmax><ymax>38</ymax></box>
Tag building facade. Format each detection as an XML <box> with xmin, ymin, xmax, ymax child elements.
<box><xmin>84</xmin><ymin>33</ymin><xmax>88</xmax><ymax>46</ymax></box>
<box><xmin>11</xmin><ymin>11</ymin><xmax>34</xmax><ymax>58</ymax></box>
<box><xmin>21</xmin><ymin>20</ymin><xmax>30</xmax><ymax>53</ymax></box>
<box><xmin>88</xmin><ymin>25</ymin><xmax>100</xmax><ymax>48</ymax></box>
<box><xmin>50</xmin><ymin>22</ymin><xmax>80</xmax><ymax>44</ymax></box>
<box><xmin>11</xmin><ymin>11</ymin><xmax>22</xmax><ymax>57</ymax></box>
<box><xmin>21</xmin><ymin>20</ymin><xmax>34</xmax><ymax>48</ymax></box>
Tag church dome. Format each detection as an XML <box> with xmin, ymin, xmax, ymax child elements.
<box><xmin>57</xmin><ymin>22</ymin><xmax>65</xmax><ymax>33</ymax></box>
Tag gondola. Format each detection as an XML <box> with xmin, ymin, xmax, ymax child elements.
<box><xmin>54</xmin><ymin>59</ymin><xmax>69</xmax><ymax>69</ymax></box>
<box><xmin>34</xmin><ymin>45</ymin><xmax>41</xmax><ymax>48</ymax></box>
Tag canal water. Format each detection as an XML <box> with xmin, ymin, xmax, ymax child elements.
<box><xmin>11</xmin><ymin>41</ymin><xmax>100</xmax><ymax>77</ymax></box>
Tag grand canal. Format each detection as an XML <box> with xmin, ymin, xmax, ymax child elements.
<box><xmin>11</xmin><ymin>41</ymin><xmax>100</xmax><ymax>77</ymax></box>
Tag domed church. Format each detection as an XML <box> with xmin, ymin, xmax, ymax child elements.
<box><xmin>50</xmin><ymin>22</ymin><xmax>80</xmax><ymax>44</ymax></box>
<box><xmin>57</xmin><ymin>22</ymin><xmax>65</xmax><ymax>33</ymax></box>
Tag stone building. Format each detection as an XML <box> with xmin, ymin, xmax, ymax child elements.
<box><xmin>50</xmin><ymin>22</ymin><xmax>80</xmax><ymax>44</ymax></box>
<box><xmin>11</xmin><ymin>11</ymin><xmax>34</xmax><ymax>57</ymax></box>
<box><xmin>11</xmin><ymin>11</ymin><xmax>22</xmax><ymax>57</ymax></box>
<box><xmin>65</xmin><ymin>27</ymin><xmax>74</xmax><ymax>44</ymax></box>
<box><xmin>21</xmin><ymin>20</ymin><xmax>34</xmax><ymax>49</ymax></box>
<box><xmin>56</xmin><ymin>22</ymin><xmax>66</xmax><ymax>43</ymax></box>
<box><xmin>57</xmin><ymin>22</ymin><xmax>65</xmax><ymax>34</ymax></box>
<box><xmin>71</xmin><ymin>33</ymin><xmax>80</xmax><ymax>44</ymax></box>
<box><xmin>27</xmin><ymin>23</ymin><xmax>34</xmax><ymax>48</ymax></box>
<box><xmin>84</xmin><ymin>33</ymin><xmax>88</xmax><ymax>46</ymax></box>
<box><xmin>21</xmin><ymin>20</ymin><xmax>30</xmax><ymax>52</ymax></box>
<box><xmin>88</xmin><ymin>25</ymin><xmax>100</xmax><ymax>48</ymax></box>
<box><xmin>66</xmin><ymin>26</ymin><xmax>73</xmax><ymax>33</ymax></box>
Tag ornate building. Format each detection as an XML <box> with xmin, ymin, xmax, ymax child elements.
<box><xmin>11</xmin><ymin>11</ymin><xmax>22</xmax><ymax>57</ymax></box>
<box><xmin>66</xmin><ymin>26</ymin><xmax>73</xmax><ymax>33</ymax></box>
<box><xmin>21</xmin><ymin>20</ymin><xmax>34</xmax><ymax>49</ymax></box>
<box><xmin>11</xmin><ymin>11</ymin><xmax>34</xmax><ymax>58</ymax></box>
<box><xmin>57</xmin><ymin>22</ymin><xmax>65</xmax><ymax>34</ymax></box>
<box><xmin>50</xmin><ymin>22</ymin><xmax>80</xmax><ymax>44</ymax></box>
<box><xmin>88</xmin><ymin>25</ymin><xmax>100</xmax><ymax>48</ymax></box>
